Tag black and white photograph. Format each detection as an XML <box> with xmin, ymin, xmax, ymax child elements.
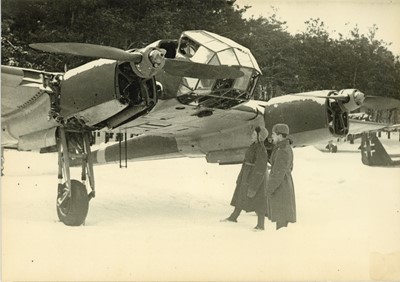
<box><xmin>2</xmin><ymin>0</ymin><xmax>400</xmax><ymax>281</ymax></box>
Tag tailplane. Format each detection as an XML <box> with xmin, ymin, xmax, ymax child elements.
<box><xmin>361</xmin><ymin>132</ymin><xmax>400</xmax><ymax>167</ymax></box>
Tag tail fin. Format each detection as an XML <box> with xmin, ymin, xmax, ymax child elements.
<box><xmin>360</xmin><ymin>132</ymin><xmax>399</xmax><ymax>166</ymax></box>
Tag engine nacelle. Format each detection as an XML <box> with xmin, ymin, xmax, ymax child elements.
<box><xmin>263</xmin><ymin>91</ymin><xmax>350</xmax><ymax>145</ymax></box>
<box><xmin>60</xmin><ymin>59</ymin><xmax>124</xmax><ymax>125</ymax></box>
<box><xmin>60</xmin><ymin>58</ymin><xmax>157</xmax><ymax>128</ymax></box>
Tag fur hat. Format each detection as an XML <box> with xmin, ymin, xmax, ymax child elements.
<box><xmin>272</xmin><ymin>123</ymin><xmax>289</xmax><ymax>135</ymax></box>
<box><xmin>255</xmin><ymin>126</ymin><xmax>269</xmax><ymax>141</ymax></box>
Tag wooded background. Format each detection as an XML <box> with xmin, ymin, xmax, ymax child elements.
<box><xmin>2</xmin><ymin>0</ymin><xmax>400</xmax><ymax>114</ymax></box>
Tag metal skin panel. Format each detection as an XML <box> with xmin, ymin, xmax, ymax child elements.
<box><xmin>206</xmin><ymin>147</ymin><xmax>248</xmax><ymax>164</ymax></box>
<box><xmin>88</xmin><ymin>135</ymin><xmax>182</xmax><ymax>165</ymax></box>
<box><xmin>18</xmin><ymin>127</ymin><xmax>57</xmax><ymax>151</ymax></box>
<box><xmin>264</xmin><ymin>96</ymin><xmax>327</xmax><ymax>135</ymax></box>
<box><xmin>195</xmin><ymin>122</ymin><xmax>264</xmax><ymax>153</ymax></box>
<box><xmin>1</xmin><ymin>129</ymin><xmax>18</xmax><ymax>148</ymax></box>
<box><xmin>73</xmin><ymin>100</ymin><xmax>127</xmax><ymax>127</ymax></box>
<box><xmin>155</xmin><ymin>70</ymin><xmax>182</xmax><ymax>99</ymax></box>
<box><xmin>289</xmin><ymin>128</ymin><xmax>334</xmax><ymax>147</ymax></box>
<box><xmin>1</xmin><ymin>84</ymin><xmax>41</xmax><ymax>115</ymax></box>
<box><xmin>60</xmin><ymin>59</ymin><xmax>119</xmax><ymax>119</ymax></box>
<box><xmin>1</xmin><ymin>66</ymin><xmax>53</xmax><ymax>116</ymax></box>
<box><xmin>2</xmin><ymin>94</ymin><xmax>59</xmax><ymax>145</ymax></box>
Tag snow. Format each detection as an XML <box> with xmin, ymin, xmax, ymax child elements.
<box><xmin>2</xmin><ymin>136</ymin><xmax>400</xmax><ymax>281</ymax></box>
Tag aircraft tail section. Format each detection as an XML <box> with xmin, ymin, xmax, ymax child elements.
<box><xmin>361</xmin><ymin>132</ymin><xmax>400</xmax><ymax>167</ymax></box>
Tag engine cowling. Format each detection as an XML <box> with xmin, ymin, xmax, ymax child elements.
<box><xmin>59</xmin><ymin>58</ymin><xmax>157</xmax><ymax>128</ymax></box>
<box><xmin>263</xmin><ymin>90</ymin><xmax>351</xmax><ymax>145</ymax></box>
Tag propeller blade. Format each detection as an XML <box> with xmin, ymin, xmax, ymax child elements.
<box><xmin>362</xmin><ymin>96</ymin><xmax>400</xmax><ymax>110</ymax></box>
<box><xmin>29</xmin><ymin>43</ymin><xmax>243</xmax><ymax>79</ymax></box>
<box><xmin>296</xmin><ymin>92</ymin><xmax>400</xmax><ymax>110</ymax></box>
<box><xmin>295</xmin><ymin>92</ymin><xmax>349</xmax><ymax>101</ymax></box>
<box><xmin>164</xmin><ymin>59</ymin><xmax>244</xmax><ymax>79</ymax></box>
<box><xmin>29</xmin><ymin>43</ymin><xmax>142</xmax><ymax>63</ymax></box>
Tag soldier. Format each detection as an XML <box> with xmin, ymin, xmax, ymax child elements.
<box><xmin>266</xmin><ymin>124</ymin><xmax>296</xmax><ymax>230</ymax></box>
<box><xmin>222</xmin><ymin>126</ymin><xmax>269</xmax><ymax>231</ymax></box>
<box><xmin>325</xmin><ymin>140</ymin><xmax>338</xmax><ymax>153</ymax></box>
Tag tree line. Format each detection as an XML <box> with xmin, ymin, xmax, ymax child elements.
<box><xmin>2</xmin><ymin>0</ymin><xmax>400</xmax><ymax>102</ymax></box>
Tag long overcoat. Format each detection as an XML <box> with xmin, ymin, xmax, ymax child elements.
<box><xmin>230</xmin><ymin>142</ymin><xmax>269</xmax><ymax>214</ymax></box>
<box><xmin>266</xmin><ymin>139</ymin><xmax>296</xmax><ymax>223</ymax></box>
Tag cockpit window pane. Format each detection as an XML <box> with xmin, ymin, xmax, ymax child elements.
<box><xmin>178</xmin><ymin>37</ymin><xmax>199</xmax><ymax>58</ymax></box>
<box><xmin>197</xmin><ymin>79</ymin><xmax>215</xmax><ymax>90</ymax></box>
<box><xmin>204</xmin><ymin>40</ymin><xmax>231</xmax><ymax>52</ymax></box>
<box><xmin>177</xmin><ymin>84</ymin><xmax>190</xmax><ymax>95</ymax></box>
<box><xmin>206</xmin><ymin>31</ymin><xmax>246</xmax><ymax>50</ymax></box>
<box><xmin>187</xmin><ymin>31</ymin><xmax>230</xmax><ymax>52</ymax></box>
<box><xmin>208</xmin><ymin>54</ymin><xmax>220</xmax><ymax>65</ymax></box>
<box><xmin>182</xmin><ymin>77</ymin><xmax>199</xmax><ymax>89</ymax></box>
<box><xmin>249</xmin><ymin>55</ymin><xmax>261</xmax><ymax>73</ymax></box>
<box><xmin>187</xmin><ymin>31</ymin><xmax>214</xmax><ymax>43</ymax></box>
<box><xmin>191</xmin><ymin>46</ymin><xmax>214</xmax><ymax>64</ymax></box>
<box><xmin>217</xmin><ymin>49</ymin><xmax>239</xmax><ymax>65</ymax></box>
<box><xmin>233</xmin><ymin>68</ymin><xmax>252</xmax><ymax>91</ymax></box>
<box><xmin>234</xmin><ymin>49</ymin><xmax>254</xmax><ymax>68</ymax></box>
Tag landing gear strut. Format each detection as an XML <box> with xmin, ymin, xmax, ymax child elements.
<box><xmin>56</xmin><ymin>127</ymin><xmax>95</xmax><ymax>226</ymax></box>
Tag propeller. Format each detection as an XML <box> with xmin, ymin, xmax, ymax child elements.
<box><xmin>29</xmin><ymin>42</ymin><xmax>243</xmax><ymax>79</ymax></box>
<box><xmin>294</xmin><ymin>90</ymin><xmax>361</xmax><ymax>102</ymax></box>
<box><xmin>30</xmin><ymin>43</ymin><xmax>143</xmax><ymax>63</ymax></box>
<box><xmin>294</xmin><ymin>89</ymin><xmax>400</xmax><ymax>111</ymax></box>
<box><xmin>294</xmin><ymin>89</ymin><xmax>364</xmax><ymax>111</ymax></box>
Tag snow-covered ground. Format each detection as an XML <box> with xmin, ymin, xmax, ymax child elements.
<box><xmin>2</xmin><ymin>135</ymin><xmax>400</xmax><ymax>281</ymax></box>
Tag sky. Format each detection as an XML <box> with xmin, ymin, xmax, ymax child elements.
<box><xmin>235</xmin><ymin>0</ymin><xmax>400</xmax><ymax>55</ymax></box>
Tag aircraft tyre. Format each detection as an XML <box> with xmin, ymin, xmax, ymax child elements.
<box><xmin>57</xmin><ymin>180</ymin><xmax>89</xmax><ymax>226</ymax></box>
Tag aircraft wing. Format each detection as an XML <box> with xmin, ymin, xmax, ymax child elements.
<box><xmin>348</xmin><ymin>119</ymin><xmax>392</xmax><ymax>135</ymax></box>
<box><xmin>119</xmin><ymin>99</ymin><xmax>264</xmax><ymax>137</ymax></box>
<box><xmin>1</xmin><ymin>66</ymin><xmax>61</xmax><ymax>148</ymax></box>
<box><xmin>87</xmin><ymin>99</ymin><xmax>266</xmax><ymax>165</ymax></box>
<box><xmin>2</xmin><ymin>66</ymin><xmax>47</xmax><ymax>115</ymax></box>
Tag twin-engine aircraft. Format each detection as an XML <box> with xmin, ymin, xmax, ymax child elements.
<box><xmin>1</xmin><ymin>30</ymin><xmax>392</xmax><ymax>226</ymax></box>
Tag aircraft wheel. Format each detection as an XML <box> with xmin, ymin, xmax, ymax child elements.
<box><xmin>57</xmin><ymin>180</ymin><xmax>89</xmax><ymax>226</ymax></box>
